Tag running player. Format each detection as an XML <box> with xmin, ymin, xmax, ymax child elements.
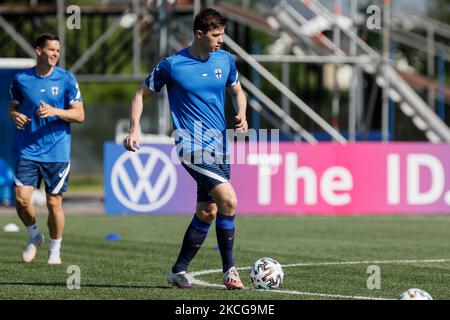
<box><xmin>124</xmin><ymin>8</ymin><xmax>248</xmax><ymax>289</ymax></box>
<box><xmin>9</xmin><ymin>33</ymin><xmax>84</xmax><ymax>264</ymax></box>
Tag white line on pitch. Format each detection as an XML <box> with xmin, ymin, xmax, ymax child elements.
<box><xmin>189</xmin><ymin>258</ymin><xmax>450</xmax><ymax>277</ymax></box>
<box><xmin>189</xmin><ymin>277</ymin><xmax>390</xmax><ymax>300</ymax></box>
<box><xmin>189</xmin><ymin>258</ymin><xmax>450</xmax><ymax>300</ymax></box>
<box><xmin>281</xmin><ymin>258</ymin><xmax>450</xmax><ymax>268</ymax></box>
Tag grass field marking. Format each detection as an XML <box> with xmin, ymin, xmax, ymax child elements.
<box><xmin>189</xmin><ymin>258</ymin><xmax>450</xmax><ymax>277</ymax></box>
<box><xmin>189</xmin><ymin>258</ymin><xmax>450</xmax><ymax>300</ymax></box>
<box><xmin>189</xmin><ymin>276</ymin><xmax>391</xmax><ymax>300</ymax></box>
<box><xmin>190</xmin><ymin>276</ymin><xmax>390</xmax><ymax>300</ymax></box>
<box><xmin>280</xmin><ymin>258</ymin><xmax>450</xmax><ymax>268</ymax></box>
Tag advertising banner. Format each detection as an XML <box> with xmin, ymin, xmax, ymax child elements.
<box><xmin>104</xmin><ymin>142</ymin><xmax>450</xmax><ymax>215</ymax></box>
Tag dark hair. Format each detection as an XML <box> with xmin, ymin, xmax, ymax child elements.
<box><xmin>193</xmin><ymin>8</ymin><xmax>227</xmax><ymax>34</ymax></box>
<box><xmin>34</xmin><ymin>33</ymin><xmax>60</xmax><ymax>49</ymax></box>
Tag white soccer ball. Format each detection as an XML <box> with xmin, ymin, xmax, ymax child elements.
<box><xmin>250</xmin><ymin>257</ymin><xmax>284</xmax><ymax>290</ymax></box>
<box><xmin>398</xmin><ymin>288</ymin><xmax>433</xmax><ymax>300</ymax></box>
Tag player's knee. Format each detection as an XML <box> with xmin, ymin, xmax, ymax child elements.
<box><xmin>198</xmin><ymin>204</ymin><xmax>218</xmax><ymax>223</ymax></box>
<box><xmin>15</xmin><ymin>194</ymin><xmax>31</xmax><ymax>209</ymax></box>
<box><xmin>198</xmin><ymin>212</ymin><xmax>215</xmax><ymax>224</ymax></box>
<box><xmin>221</xmin><ymin>195</ymin><xmax>237</xmax><ymax>214</ymax></box>
<box><xmin>46</xmin><ymin>196</ymin><xmax>62</xmax><ymax>211</ymax></box>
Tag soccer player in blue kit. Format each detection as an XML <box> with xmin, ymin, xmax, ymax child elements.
<box><xmin>9</xmin><ymin>33</ymin><xmax>84</xmax><ymax>264</ymax></box>
<box><xmin>124</xmin><ymin>8</ymin><xmax>248</xmax><ymax>289</ymax></box>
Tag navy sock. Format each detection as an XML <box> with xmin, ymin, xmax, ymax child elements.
<box><xmin>216</xmin><ymin>213</ymin><xmax>236</xmax><ymax>273</ymax></box>
<box><xmin>172</xmin><ymin>215</ymin><xmax>210</xmax><ymax>273</ymax></box>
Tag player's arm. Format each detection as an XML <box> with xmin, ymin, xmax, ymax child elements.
<box><xmin>123</xmin><ymin>83</ymin><xmax>152</xmax><ymax>152</ymax></box>
<box><xmin>9</xmin><ymin>102</ymin><xmax>31</xmax><ymax>130</ymax></box>
<box><xmin>36</xmin><ymin>100</ymin><xmax>85</xmax><ymax>123</ymax></box>
<box><xmin>231</xmin><ymin>81</ymin><xmax>248</xmax><ymax>133</ymax></box>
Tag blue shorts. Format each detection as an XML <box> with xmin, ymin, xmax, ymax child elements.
<box><xmin>14</xmin><ymin>158</ymin><xmax>71</xmax><ymax>195</ymax></box>
<box><xmin>181</xmin><ymin>155</ymin><xmax>230</xmax><ymax>203</ymax></box>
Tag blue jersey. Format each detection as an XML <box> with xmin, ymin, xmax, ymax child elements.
<box><xmin>10</xmin><ymin>66</ymin><xmax>82</xmax><ymax>163</ymax></box>
<box><xmin>145</xmin><ymin>48</ymin><xmax>238</xmax><ymax>156</ymax></box>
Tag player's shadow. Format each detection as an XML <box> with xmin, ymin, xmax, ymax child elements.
<box><xmin>0</xmin><ymin>281</ymin><xmax>171</xmax><ymax>290</ymax></box>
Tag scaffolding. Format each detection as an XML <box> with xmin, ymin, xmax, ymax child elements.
<box><xmin>0</xmin><ymin>0</ymin><xmax>449</xmax><ymax>142</ymax></box>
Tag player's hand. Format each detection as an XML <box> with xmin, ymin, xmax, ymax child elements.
<box><xmin>36</xmin><ymin>100</ymin><xmax>58</xmax><ymax>118</ymax></box>
<box><xmin>235</xmin><ymin>114</ymin><xmax>248</xmax><ymax>134</ymax></box>
<box><xmin>124</xmin><ymin>131</ymin><xmax>140</xmax><ymax>152</ymax></box>
<box><xmin>12</xmin><ymin>112</ymin><xmax>31</xmax><ymax>130</ymax></box>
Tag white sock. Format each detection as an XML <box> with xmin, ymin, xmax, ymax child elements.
<box><xmin>27</xmin><ymin>223</ymin><xmax>41</xmax><ymax>239</ymax></box>
<box><xmin>49</xmin><ymin>238</ymin><xmax>62</xmax><ymax>253</ymax></box>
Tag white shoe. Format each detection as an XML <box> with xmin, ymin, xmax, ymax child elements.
<box><xmin>47</xmin><ymin>251</ymin><xmax>62</xmax><ymax>265</ymax></box>
<box><xmin>22</xmin><ymin>233</ymin><xmax>44</xmax><ymax>263</ymax></box>
<box><xmin>167</xmin><ymin>270</ymin><xmax>192</xmax><ymax>289</ymax></box>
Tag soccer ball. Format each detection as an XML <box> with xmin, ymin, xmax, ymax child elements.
<box><xmin>398</xmin><ymin>288</ymin><xmax>433</xmax><ymax>300</ymax></box>
<box><xmin>249</xmin><ymin>257</ymin><xmax>284</xmax><ymax>290</ymax></box>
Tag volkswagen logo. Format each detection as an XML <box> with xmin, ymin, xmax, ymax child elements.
<box><xmin>111</xmin><ymin>147</ymin><xmax>177</xmax><ymax>212</ymax></box>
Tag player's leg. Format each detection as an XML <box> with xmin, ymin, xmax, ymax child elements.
<box><xmin>46</xmin><ymin>194</ymin><xmax>64</xmax><ymax>264</ymax></box>
<box><xmin>46</xmin><ymin>194</ymin><xmax>64</xmax><ymax>239</ymax></box>
<box><xmin>195</xmin><ymin>201</ymin><xmax>218</xmax><ymax>224</ymax></box>
<box><xmin>15</xmin><ymin>186</ymin><xmax>36</xmax><ymax>227</ymax></box>
<box><xmin>209</xmin><ymin>181</ymin><xmax>243</xmax><ymax>289</ymax></box>
<box><xmin>42</xmin><ymin>162</ymin><xmax>70</xmax><ymax>265</ymax></box>
<box><xmin>168</xmin><ymin>185</ymin><xmax>217</xmax><ymax>288</ymax></box>
<box><xmin>14</xmin><ymin>159</ymin><xmax>45</xmax><ymax>263</ymax></box>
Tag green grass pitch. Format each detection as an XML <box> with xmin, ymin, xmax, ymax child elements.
<box><xmin>0</xmin><ymin>214</ymin><xmax>449</xmax><ymax>300</ymax></box>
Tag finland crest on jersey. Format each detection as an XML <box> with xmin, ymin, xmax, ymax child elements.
<box><xmin>214</xmin><ymin>69</ymin><xmax>222</xmax><ymax>79</ymax></box>
<box><xmin>51</xmin><ymin>86</ymin><xmax>59</xmax><ymax>95</ymax></box>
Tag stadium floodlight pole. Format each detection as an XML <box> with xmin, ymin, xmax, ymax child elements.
<box><xmin>57</xmin><ymin>0</ymin><xmax>66</xmax><ymax>68</ymax></box>
<box><xmin>240</xmin><ymin>75</ymin><xmax>318</xmax><ymax>143</ymax></box>
<box><xmin>224</xmin><ymin>34</ymin><xmax>347</xmax><ymax>143</ymax></box>
<box><xmin>0</xmin><ymin>14</ymin><xmax>35</xmax><ymax>58</ymax></box>
<box><xmin>381</xmin><ymin>0</ymin><xmax>390</xmax><ymax>142</ymax></box>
